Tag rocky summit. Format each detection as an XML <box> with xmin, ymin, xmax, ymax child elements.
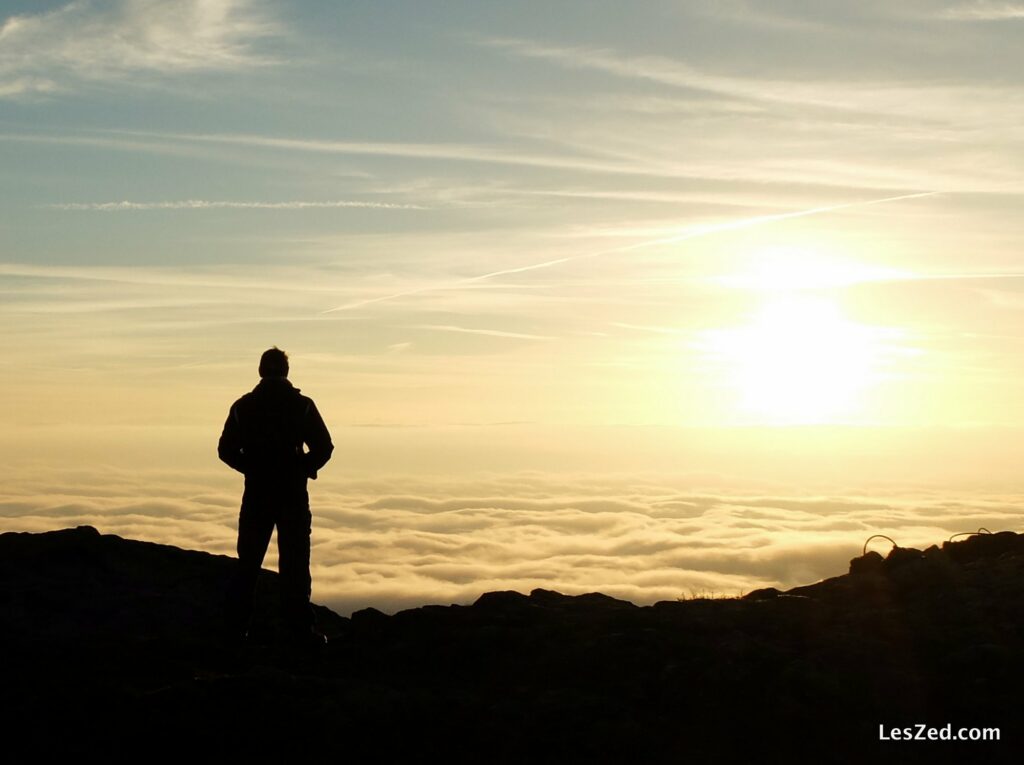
<box><xmin>1</xmin><ymin>525</ymin><xmax>1022</xmax><ymax>762</ymax></box>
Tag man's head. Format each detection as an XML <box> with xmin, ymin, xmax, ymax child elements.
<box><xmin>258</xmin><ymin>347</ymin><xmax>289</xmax><ymax>378</ymax></box>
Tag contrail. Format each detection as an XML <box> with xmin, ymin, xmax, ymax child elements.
<box><xmin>323</xmin><ymin>191</ymin><xmax>939</xmax><ymax>313</ymax></box>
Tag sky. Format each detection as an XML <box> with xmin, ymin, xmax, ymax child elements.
<box><xmin>3</xmin><ymin>0</ymin><xmax>1024</xmax><ymax>613</ymax></box>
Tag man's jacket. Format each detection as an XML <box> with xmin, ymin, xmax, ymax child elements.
<box><xmin>218</xmin><ymin>377</ymin><xmax>333</xmax><ymax>482</ymax></box>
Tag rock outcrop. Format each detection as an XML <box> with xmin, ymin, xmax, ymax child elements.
<box><xmin>2</xmin><ymin>525</ymin><xmax>1020</xmax><ymax>762</ymax></box>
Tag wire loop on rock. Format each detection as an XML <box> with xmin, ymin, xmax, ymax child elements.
<box><xmin>862</xmin><ymin>534</ymin><xmax>898</xmax><ymax>557</ymax></box>
<box><xmin>947</xmin><ymin>527</ymin><xmax>992</xmax><ymax>543</ymax></box>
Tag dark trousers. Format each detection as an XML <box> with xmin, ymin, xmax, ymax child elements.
<box><xmin>227</xmin><ymin>478</ymin><xmax>314</xmax><ymax>636</ymax></box>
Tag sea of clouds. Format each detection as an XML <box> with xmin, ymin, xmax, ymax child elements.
<box><xmin>3</xmin><ymin>464</ymin><xmax>1021</xmax><ymax>615</ymax></box>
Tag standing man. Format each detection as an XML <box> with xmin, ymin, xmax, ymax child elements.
<box><xmin>218</xmin><ymin>347</ymin><xmax>333</xmax><ymax>646</ymax></box>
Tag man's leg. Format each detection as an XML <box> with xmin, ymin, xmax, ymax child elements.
<box><xmin>226</xmin><ymin>490</ymin><xmax>275</xmax><ymax>639</ymax></box>
<box><xmin>275</xmin><ymin>488</ymin><xmax>315</xmax><ymax>636</ymax></box>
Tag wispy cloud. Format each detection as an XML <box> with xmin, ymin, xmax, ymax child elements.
<box><xmin>0</xmin><ymin>76</ymin><xmax>58</xmax><ymax>97</ymax></box>
<box><xmin>0</xmin><ymin>127</ymin><xmax>682</xmax><ymax>178</ymax></box>
<box><xmin>483</xmin><ymin>36</ymin><xmax>902</xmax><ymax>114</ymax></box>
<box><xmin>47</xmin><ymin>199</ymin><xmax>426</xmax><ymax>211</ymax></box>
<box><xmin>411</xmin><ymin>324</ymin><xmax>554</xmax><ymax>341</ymax></box>
<box><xmin>119</xmin><ymin>129</ymin><xmax>676</xmax><ymax>177</ymax></box>
<box><xmin>0</xmin><ymin>0</ymin><xmax>281</xmax><ymax>97</ymax></box>
<box><xmin>4</xmin><ymin>125</ymin><xmax>1000</xmax><ymax>196</ymax></box>
<box><xmin>482</xmin><ymin>36</ymin><xmax>1024</xmax><ymax>131</ymax></box>
<box><xmin>940</xmin><ymin>2</ymin><xmax>1024</xmax><ymax>19</ymax></box>
<box><xmin>610</xmin><ymin>322</ymin><xmax>689</xmax><ymax>336</ymax></box>
<box><xmin>323</xmin><ymin>192</ymin><xmax>940</xmax><ymax>313</ymax></box>
<box><xmin>485</xmin><ymin>37</ymin><xmax>764</xmax><ymax>102</ymax></box>
<box><xmin>0</xmin><ymin>262</ymin><xmax>349</xmax><ymax>294</ymax></box>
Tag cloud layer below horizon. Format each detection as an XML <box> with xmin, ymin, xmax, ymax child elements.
<box><xmin>3</xmin><ymin>464</ymin><xmax>1019</xmax><ymax>615</ymax></box>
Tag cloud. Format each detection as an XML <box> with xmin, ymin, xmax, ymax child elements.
<box><xmin>109</xmin><ymin>129</ymin><xmax>669</xmax><ymax>176</ymax></box>
<box><xmin>0</xmin><ymin>76</ymin><xmax>59</xmax><ymax>97</ymax></box>
<box><xmin>46</xmin><ymin>199</ymin><xmax>427</xmax><ymax>211</ymax></box>
<box><xmin>4</xmin><ymin>464</ymin><xmax>1023</xmax><ymax>615</ymax></box>
<box><xmin>0</xmin><ymin>262</ymin><xmax>347</xmax><ymax>293</ymax></box>
<box><xmin>481</xmin><ymin>36</ymin><xmax>1024</xmax><ymax>141</ymax></box>
<box><xmin>485</xmin><ymin>37</ymin><xmax>765</xmax><ymax>102</ymax></box>
<box><xmin>484</xmin><ymin>36</ymin><xmax>912</xmax><ymax>114</ymax></box>
<box><xmin>0</xmin><ymin>0</ymin><xmax>281</xmax><ymax>97</ymax></box>
<box><xmin>8</xmin><ymin>126</ymin><xmax>828</xmax><ymax>186</ymax></box>
<box><xmin>410</xmin><ymin>325</ymin><xmax>554</xmax><ymax>341</ymax></box>
<box><xmin>940</xmin><ymin>2</ymin><xmax>1024</xmax><ymax>19</ymax></box>
<box><xmin>321</xmin><ymin>191</ymin><xmax>938</xmax><ymax>313</ymax></box>
<box><xmin>611</xmin><ymin>322</ymin><xmax>690</xmax><ymax>336</ymax></box>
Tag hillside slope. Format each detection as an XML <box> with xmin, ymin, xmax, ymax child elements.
<box><xmin>1</xmin><ymin>525</ymin><xmax>1021</xmax><ymax>762</ymax></box>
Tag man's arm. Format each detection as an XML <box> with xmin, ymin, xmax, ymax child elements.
<box><xmin>303</xmin><ymin>400</ymin><xmax>333</xmax><ymax>479</ymax></box>
<box><xmin>217</xmin><ymin>405</ymin><xmax>247</xmax><ymax>474</ymax></box>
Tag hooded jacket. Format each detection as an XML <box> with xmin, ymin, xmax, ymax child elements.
<box><xmin>218</xmin><ymin>377</ymin><xmax>333</xmax><ymax>482</ymax></box>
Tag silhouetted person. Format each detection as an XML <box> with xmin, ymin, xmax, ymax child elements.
<box><xmin>219</xmin><ymin>347</ymin><xmax>333</xmax><ymax>646</ymax></box>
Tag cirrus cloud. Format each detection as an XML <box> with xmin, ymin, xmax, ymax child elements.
<box><xmin>940</xmin><ymin>2</ymin><xmax>1024</xmax><ymax>20</ymax></box>
<box><xmin>46</xmin><ymin>199</ymin><xmax>427</xmax><ymax>211</ymax></box>
<box><xmin>0</xmin><ymin>0</ymin><xmax>282</xmax><ymax>97</ymax></box>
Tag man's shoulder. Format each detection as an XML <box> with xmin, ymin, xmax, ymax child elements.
<box><xmin>231</xmin><ymin>391</ymin><xmax>256</xmax><ymax>409</ymax></box>
<box><xmin>228</xmin><ymin>389</ymin><xmax>272</xmax><ymax>419</ymax></box>
<box><xmin>297</xmin><ymin>392</ymin><xmax>320</xmax><ymax>415</ymax></box>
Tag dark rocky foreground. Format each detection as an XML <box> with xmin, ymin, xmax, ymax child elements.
<box><xmin>2</xmin><ymin>526</ymin><xmax>1023</xmax><ymax>762</ymax></box>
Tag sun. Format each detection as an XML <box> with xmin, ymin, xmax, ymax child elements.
<box><xmin>698</xmin><ymin>249</ymin><xmax>906</xmax><ymax>425</ymax></box>
<box><xmin>701</xmin><ymin>296</ymin><xmax>879</xmax><ymax>423</ymax></box>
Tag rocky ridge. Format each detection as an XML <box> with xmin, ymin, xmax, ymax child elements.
<box><xmin>2</xmin><ymin>525</ymin><xmax>1021</xmax><ymax>762</ymax></box>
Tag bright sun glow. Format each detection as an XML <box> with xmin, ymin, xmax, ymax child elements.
<box><xmin>713</xmin><ymin>246</ymin><xmax>909</xmax><ymax>291</ymax></box>
<box><xmin>699</xmin><ymin>249</ymin><xmax>912</xmax><ymax>425</ymax></box>
<box><xmin>702</xmin><ymin>295</ymin><xmax>887</xmax><ymax>424</ymax></box>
